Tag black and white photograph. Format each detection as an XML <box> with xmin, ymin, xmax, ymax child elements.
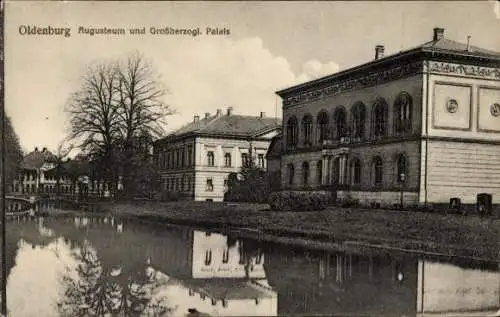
<box><xmin>1</xmin><ymin>1</ymin><xmax>500</xmax><ymax>316</ymax></box>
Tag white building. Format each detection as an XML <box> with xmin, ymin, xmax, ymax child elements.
<box><xmin>154</xmin><ymin>107</ymin><xmax>281</xmax><ymax>201</ymax></box>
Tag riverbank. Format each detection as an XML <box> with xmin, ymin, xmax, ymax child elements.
<box><xmin>93</xmin><ymin>201</ymin><xmax>500</xmax><ymax>262</ymax></box>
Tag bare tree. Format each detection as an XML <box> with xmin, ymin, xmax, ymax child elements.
<box><xmin>65</xmin><ymin>61</ymin><xmax>122</xmax><ymax>193</ymax></box>
<box><xmin>115</xmin><ymin>53</ymin><xmax>173</xmax><ymax>197</ymax></box>
<box><xmin>66</xmin><ymin>53</ymin><xmax>173</xmax><ymax>198</ymax></box>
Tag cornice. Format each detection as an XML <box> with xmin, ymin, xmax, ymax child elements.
<box><xmin>280</xmin><ymin>59</ymin><xmax>500</xmax><ymax>109</ymax></box>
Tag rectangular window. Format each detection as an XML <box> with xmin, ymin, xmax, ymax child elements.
<box><xmin>222</xmin><ymin>248</ymin><xmax>229</xmax><ymax>264</ymax></box>
<box><xmin>207</xmin><ymin>151</ymin><xmax>215</xmax><ymax>166</ymax></box>
<box><xmin>206</xmin><ymin>178</ymin><xmax>213</xmax><ymax>191</ymax></box>
<box><xmin>187</xmin><ymin>146</ymin><xmax>193</xmax><ymax>166</ymax></box>
<box><xmin>224</xmin><ymin>153</ymin><xmax>232</xmax><ymax>167</ymax></box>
<box><xmin>258</xmin><ymin>154</ymin><xmax>265</xmax><ymax>168</ymax></box>
<box><xmin>205</xmin><ymin>250</ymin><xmax>212</xmax><ymax>266</ymax></box>
<box><xmin>241</xmin><ymin>153</ymin><xmax>249</xmax><ymax>167</ymax></box>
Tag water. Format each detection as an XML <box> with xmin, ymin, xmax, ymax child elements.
<box><xmin>4</xmin><ymin>215</ymin><xmax>500</xmax><ymax>317</ymax></box>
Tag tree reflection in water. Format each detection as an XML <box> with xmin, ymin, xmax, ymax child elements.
<box><xmin>58</xmin><ymin>243</ymin><xmax>172</xmax><ymax>317</ymax></box>
<box><xmin>227</xmin><ymin>235</ymin><xmax>263</xmax><ymax>280</ymax></box>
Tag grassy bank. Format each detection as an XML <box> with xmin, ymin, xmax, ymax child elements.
<box><xmin>96</xmin><ymin>201</ymin><xmax>499</xmax><ymax>262</ymax></box>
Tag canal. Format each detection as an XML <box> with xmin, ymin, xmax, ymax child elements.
<box><xmin>4</xmin><ymin>214</ymin><xmax>500</xmax><ymax>317</ymax></box>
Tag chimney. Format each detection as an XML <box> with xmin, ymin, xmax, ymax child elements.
<box><xmin>227</xmin><ymin>107</ymin><xmax>233</xmax><ymax>116</ymax></box>
<box><xmin>433</xmin><ymin>27</ymin><xmax>444</xmax><ymax>41</ymax></box>
<box><xmin>375</xmin><ymin>45</ymin><xmax>385</xmax><ymax>60</ymax></box>
<box><xmin>204</xmin><ymin>112</ymin><xmax>210</xmax><ymax>119</ymax></box>
<box><xmin>260</xmin><ymin>112</ymin><xmax>265</xmax><ymax>118</ymax></box>
<box><xmin>193</xmin><ymin>115</ymin><xmax>200</xmax><ymax>123</ymax></box>
<box><xmin>216</xmin><ymin>108</ymin><xmax>223</xmax><ymax>116</ymax></box>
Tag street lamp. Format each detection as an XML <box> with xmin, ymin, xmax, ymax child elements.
<box><xmin>399</xmin><ymin>173</ymin><xmax>406</xmax><ymax>210</ymax></box>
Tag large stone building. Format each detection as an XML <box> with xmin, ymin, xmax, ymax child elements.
<box><xmin>154</xmin><ymin>107</ymin><xmax>281</xmax><ymax>201</ymax></box>
<box><xmin>275</xmin><ymin>27</ymin><xmax>500</xmax><ymax>208</ymax></box>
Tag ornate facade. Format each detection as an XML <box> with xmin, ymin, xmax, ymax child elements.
<box><xmin>276</xmin><ymin>27</ymin><xmax>500</xmax><ymax>207</ymax></box>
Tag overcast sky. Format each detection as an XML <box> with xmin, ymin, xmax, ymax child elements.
<box><xmin>5</xmin><ymin>1</ymin><xmax>500</xmax><ymax>153</ymax></box>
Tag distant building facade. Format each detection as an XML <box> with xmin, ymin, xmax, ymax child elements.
<box><xmin>11</xmin><ymin>147</ymin><xmax>73</xmax><ymax>196</ymax></box>
<box><xmin>154</xmin><ymin>107</ymin><xmax>281</xmax><ymax>201</ymax></box>
<box><xmin>275</xmin><ymin>27</ymin><xmax>500</xmax><ymax>207</ymax></box>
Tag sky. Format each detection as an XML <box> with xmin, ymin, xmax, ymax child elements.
<box><xmin>4</xmin><ymin>1</ymin><xmax>500</xmax><ymax>153</ymax></box>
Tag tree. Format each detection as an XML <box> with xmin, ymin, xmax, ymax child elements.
<box><xmin>52</xmin><ymin>143</ymin><xmax>74</xmax><ymax>196</ymax></box>
<box><xmin>1</xmin><ymin>114</ymin><xmax>23</xmax><ymax>192</ymax></box>
<box><xmin>66</xmin><ymin>53</ymin><xmax>173</xmax><ymax>198</ymax></box>
<box><xmin>115</xmin><ymin>53</ymin><xmax>173</xmax><ymax>197</ymax></box>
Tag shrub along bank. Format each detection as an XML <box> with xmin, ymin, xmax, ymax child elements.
<box><xmin>96</xmin><ymin>200</ymin><xmax>500</xmax><ymax>262</ymax></box>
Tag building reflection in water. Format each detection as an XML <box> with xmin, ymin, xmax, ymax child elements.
<box><xmin>4</xmin><ymin>215</ymin><xmax>500</xmax><ymax>317</ymax></box>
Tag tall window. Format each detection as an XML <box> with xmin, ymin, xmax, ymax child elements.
<box><xmin>286</xmin><ymin>116</ymin><xmax>298</xmax><ymax>149</ymax></box>
<box><xmin>302</xmin><ymin>162</ymin><xmax>310</xmax><ymax>186</ymax></box>
<box><xmin>316</xmin><ymin>161</ymin><xmax>322</xmax><ymax>185</ymax></box>
<box><xmin>205</xmin><ymin>250</ymin><xmax>212</xmax><ymax>266</ymax></box>
<box><xmin>258</xmin><ymin>154</ymin><xmax>265</xmax><ymax>168</ymax></box>
<box><xmin>181</xmin><ymin>149</ymin><xmax>185</xmax><ymax>167</ymax></box>
<box><xmin>350</xmin><ymin>158</ymin><xmax>361</xmax><ymax>185</ymax></box>
<box><xmin>334</xmin><ymin>107</ymin><xmax>348</xmax><ymax>139</ymax></box>
<box><xmin>372</xmin><ymin>99</ymin><xmax>388</xmax><ymax>138</ymax></box>
<box><xmin>396</xmin><ymin>154</ymin><xmax>408</xmax><ymax>183</ymax></box>
<box><xmin>316</xmin><ymin>111</ymin><xmax>329</xmax><ymax>143</ymax></box>
<box><xmin>222</xmin><ymin>248</ymin><xmax>229</xmax><ymax>264</ymax></box>
<box><xmin>287</xmin><ymin>164</ymin><xmax>295</xmax><ymax>186</ymax></box>
<box><xmin>207</xmin><ymin>151</ymin><xmax>215</xmax><ymax>166</ymax></box>
<box><xmin>333</xmin><ymin>157</ymin><xmax>341</xmax><ymax>185</ymax></box>
<box><xmin>224</xmin><ymin>153</ymin><xmax>232</xmax><ymax>167</ymax></box>
<box><xmin>187</xmin><ymin>146</ymin><xmax>193</xmax><ymax>166</ymax></box>
<box><xmin>206</xmin><ymin>178</ymin><xmax>214</xmax><ymax>191</ymax></box>
<box><xmin>301</xmin><ymin>114</ymin><xmax>313</xmax><ymax>146</ymax></box>
<box><xmin>373</xmin><ymin>156</ymin><xmax>383</xmax><ymax>186</ymax></box>
<box><xmin>241</xmin><ymin>153</ymin><xmax>249</xmax><ymax>167</ymax></box>
<box><xmin>351</xmin><ymin>102</ymin><xmax>366</xmax><ymax>140</ymax></box>
<box><xmin>394</xmin><ymin>92</ymin><xmax>412</xmax><ymax>135</ymax></box>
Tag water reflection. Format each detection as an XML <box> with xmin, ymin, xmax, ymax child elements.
<box><xmin>5</xmin><ymin>215</ymin><xmax>500</xmax><ymax>317</ymax></box>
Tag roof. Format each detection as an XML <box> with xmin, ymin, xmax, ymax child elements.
<box><xmin>277</xmin><ymin>30</ymin><xmax>500</xmax><ymax>97</ymax></box>
<box><xmin>20</xmin><ymin>148</ymin><xmax>57</xmax><ymax>170</ymax></box>
<box><xmin>160</xmin><ymin>114</ymin><xmax>281</xmax><ymax>141</ymax></box>
<box><xmin>265</xmin><ymin>135</ymin><xmax>282</xmax><ymax>159</ymax></box>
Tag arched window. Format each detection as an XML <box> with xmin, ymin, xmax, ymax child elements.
<box><xmin>301</xmin><ymin>114</ymin><xmax>313</xmax><ymax>146</ymax></box>
<box><xmin>350</xmin><ymin>158</ymin><xmax>362</xmax><ymax>185</ymax></box>
<box><xmin>302</xmin><ymin>162</ymin><xmax>310</xmax><ymax>186</ymax></box>
<box><xmin>333</xmin><ymin>107</ymin><xmax>348</xmax><ymax>139</ymax></box>
<box><xmin>286</xmin><ymin>116</ymin><xmax>298</xmax><ymax>149</ymax></box>
<box><xmin>351</xmin><ymin>102</ymin><xmax>366</xmax><ymax>140</ymax></box>
<box><xmin>394</xmin><ymin>93</ymin><xmax>412</xmax><ymax>135</ymax></box>
<box><xmin>316</xmin><ymin>161</ymin><xmax>323</xmax><ymax>185</ymax></box>
<box><xmin>373</xmin><ymin>156</ymin><xmax>383</xmax><ymax>186</ymax></box>
<box><xmin>372</xmin><ymin>99</ymin><xmax>388</xmax><ymax>138</ymax></box>
<box><xmin>396</xmin><ymin>154</ymin><xmax>408</xmax><ymax>183</ymax></box>
<box><xmin>316</xmin><ymin>111</ymin><xmax>329</xmax><ymax>143</ymax></box>
<box><xmin>224</xmin><ymin>153</ymin><xmax>232</xmax><ymax>167</ymax></box>
<box><xmin>287</xmin><ymin>164</ymin><xmax>295</xmax><ymax>186</ymax></box>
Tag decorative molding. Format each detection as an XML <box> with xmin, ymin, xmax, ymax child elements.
<box><xmin>490</xmin><ymin>103</ymin><xmax>500</xmax><ymax>117</ymax></box>
<box><xmin>283</xmin><ymin>61</ymin><xmax>424</xmax><ymax>107</ymax></box>
<box><xmin>446</xmin><ymin>98</ymin><xmax>458</xmax><ymax>113</ymax></box>
<box><xmin>425</xmin><ymin>61</ymin><xmax>500</xmax><ymax>80</ymax></box>
<box><xmin>431</xmin><ymin>81</ymin><xmax>473</xmax><ymax>132</ymax></box>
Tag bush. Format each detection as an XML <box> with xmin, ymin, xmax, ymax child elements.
<box><xmin>268</xmin><ymin>191</ymin><xmax>335</xmax><ymax>211</ymax></box>
<box><xmin>155</xmin><ymin>190</ymin><xmax>183</xmax><ymax>202</ymax></box>
<box><xmin>338</xmin><ymin>194</ymin><xmax>359</xmax><ymax>208</ymax></box>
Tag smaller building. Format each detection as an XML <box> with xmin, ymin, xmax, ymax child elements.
<box><xmin>154</xmin><ymin>107</ymin><xmax>281</xmax><ymax>201</ymax></box>
<box><xmin>11</xmin><ymin>147</ymin><xmax>73</xmax><ymax>196</ymax></box>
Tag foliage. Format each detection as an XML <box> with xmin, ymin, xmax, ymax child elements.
<box><xmin>268</xmin><ymin>191</ymin><xmax>335</xmax><ymax>211</ymax></box>
<box><xmin>58</xmin><ymin>244</ymin><xmax>171</xmax><ymax>317</ymax></box>
<box><xmin>65</xmin><ymin>52</ymin><xmax>174</xmax><ymax>198</ymax></box>
<box><xmin>224</xmin><ymin>166</ymin><xmax>270</xmax><ymax>203</ymax></box>
<box><xmin>1</xmin><ymin>115</ymin><xmax>23</xmax><ymax>191</ymax></box>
